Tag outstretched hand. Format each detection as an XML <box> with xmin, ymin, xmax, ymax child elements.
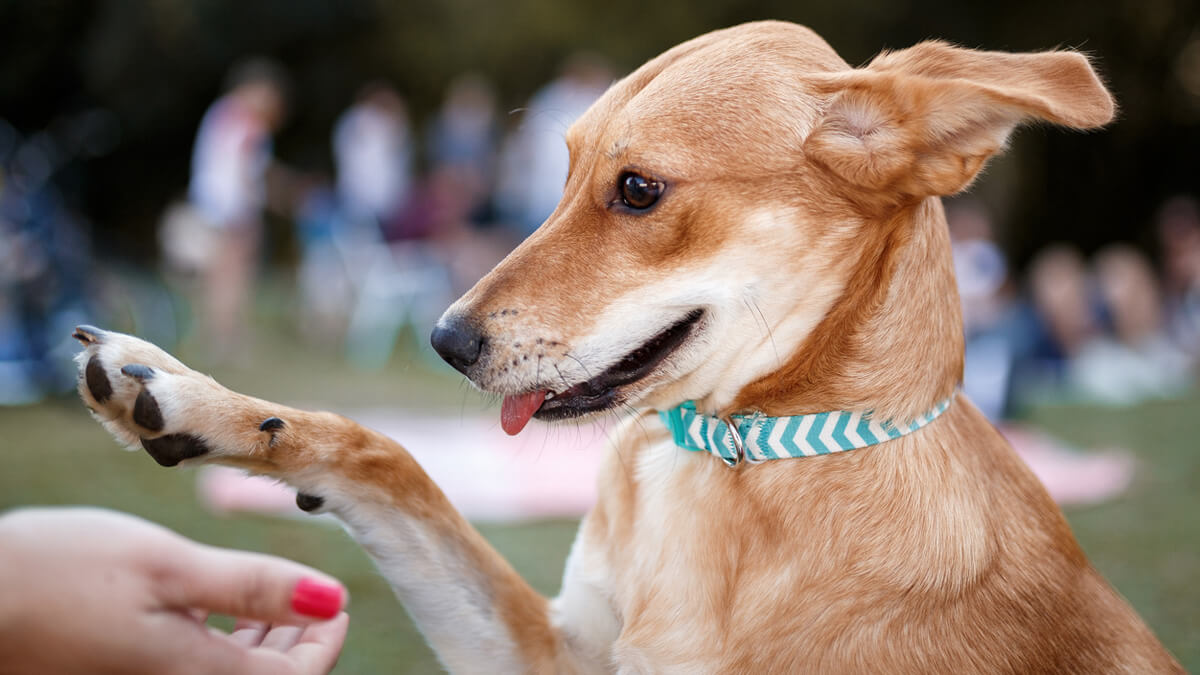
<box><xmin>0</xmin><ymin>507</ymin><xmax>349</xmax><ymax>675</ymax></box>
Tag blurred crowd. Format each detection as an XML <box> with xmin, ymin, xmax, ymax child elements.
<box><xmin>952</xmin><ymin>195</ymin><xmax>1200</xmax><ymax>418</ymax></box>
<box><xmin>1</xmin><ymin>55</ymin><xmax>1198</xmax><ymax>415</ymax></box>
<box><xmin>160</xmin><ymin>55</ymin><xmax>614</xmax><ymax>368</ymax></box>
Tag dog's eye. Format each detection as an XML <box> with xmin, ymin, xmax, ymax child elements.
<box><xmin>618</xmin><ymin>172</ymin><xmax>663</xmax><ymax>210</ymax></box>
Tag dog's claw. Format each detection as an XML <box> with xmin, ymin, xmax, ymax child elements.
<box><xmin>72</xmin><ymin>325</ymin><xmax>104</xmax><ymax>345</ymax></box>
<box><xmin>259</xmin><ymin>417</ymin><xmax>286</xmax><ymax>432</ymax></box>
<box><xmin>121</xmin><ymin>364</ymin><xmax>155</xmax><ymax>382</ymax></box>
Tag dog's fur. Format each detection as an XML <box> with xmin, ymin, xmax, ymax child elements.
<box><xmin>75</xmin><ymin>21</ymin><xmax>1181</xmax><ymax>673</ymax></box>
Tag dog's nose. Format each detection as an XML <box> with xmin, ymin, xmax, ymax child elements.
<box><xmin>430</xmin><ymin>316</ymin><xmax>484</xmax><ymax>374</ymax></box>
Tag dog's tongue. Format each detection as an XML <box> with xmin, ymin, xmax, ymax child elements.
<box><xmin>500</xmin><ymin>390</ymin><xmax>547</xmax><ymax>436</ymax></box>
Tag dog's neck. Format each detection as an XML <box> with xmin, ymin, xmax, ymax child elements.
<box><xmin>725</xmin><ymin>197</ymin><xmax>964</xmax><ymax>424</ymax></box>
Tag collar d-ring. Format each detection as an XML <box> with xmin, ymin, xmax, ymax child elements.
<box><xmin>720</xmin><ymin>415</ymin><xmax>746</xmax><ymax>467</ymax></box>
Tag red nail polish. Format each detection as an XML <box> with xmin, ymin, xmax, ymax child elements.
<box><xmin>291</xmin><ymin>578</ymin><xmax>343</xmax><ymax>619</ymax></box>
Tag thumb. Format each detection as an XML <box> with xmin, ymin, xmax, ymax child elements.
<box><xmin>152</xmin><ymin>541</ymin><xmax>348</xmax><ymax>624</ymax></box>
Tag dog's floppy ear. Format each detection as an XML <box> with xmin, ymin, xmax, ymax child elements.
<box><xmin>804</xmin><ymin>41</ymin><xmax>1115</xmax><ymax>199</ymax></box>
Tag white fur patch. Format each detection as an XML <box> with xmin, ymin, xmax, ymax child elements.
<box><xmin>328</xmin><ymin>494</ymin><xmax>528</xmax><ymax>674</ymax></box>
<box><xmin>553</xmin><ymin>529</ymin><xmax>622</xmax><ymax>673</ymax></box>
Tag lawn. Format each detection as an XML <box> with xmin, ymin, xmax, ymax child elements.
<box><xmin>1</xmin><ymin>320</ymin><xmax>1196</xmax><ymax>672</ymax></box>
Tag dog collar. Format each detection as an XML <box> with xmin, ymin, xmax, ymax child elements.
<box><xmin>658</xmin><ymin>394</ymin><xmax>954</xmax><ymax>467</ymax></box>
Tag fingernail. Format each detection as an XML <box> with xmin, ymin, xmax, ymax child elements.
<box><xmin>291</xmin><ymin>578</ymin><xmax>344</xmax><ymax>619</ymax></box>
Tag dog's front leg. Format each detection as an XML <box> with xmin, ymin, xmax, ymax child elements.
<box><xmin>258</xmin><ymin>420</ymin><xmax>569</xmax><ymax>674</ymax></box>
<box><xmin>73</xmin><ymin>327</ymin><xmax>588</xmax><ymax>674</ymax></box>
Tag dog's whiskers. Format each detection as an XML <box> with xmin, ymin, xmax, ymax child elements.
<box><xmin>563</xmin><ymin>352</ymin><xmax>593</xmax><ymax>381</ymax></box>
<box><xmin>747</xmin><ymin>296</ymin><xmax>780</xmax><ymax>366</ymax></box>
<box><xmin>552</xmin><ymin>363</ymin><xmax>572</xmax><ymax>391</ymax></box>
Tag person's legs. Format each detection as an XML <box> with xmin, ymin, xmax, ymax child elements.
<box><xmin>204</xmin><ymin>223</ymin><xmax>259</xmax><ymax>360</ymax></box>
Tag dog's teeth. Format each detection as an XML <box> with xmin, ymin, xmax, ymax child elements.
<box><xmin>545</xmin><ymin>391</ymin><xmax>555</xmax><ymax>400</ymax></box>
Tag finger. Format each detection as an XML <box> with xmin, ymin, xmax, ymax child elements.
<box><xmin>280</xmin><ymin>612</ymin><xmax>350</xmax><ymax>675</ymax></box>
<box><xmin>152</xmin><ymin>612</ymin><xmax>288</xmax><ymax>675</ymax></box>
<box><xmin>259</xmin><ymin>624</ymin><xmax>304</xmax><ymax>652</ymax></box>
<box><xmin>167</xmin><ymin>613</ymin><xmax>350</xmax><ymax>675</ymax></box>
<box><xmin>234</xmin><ymin>617</ymin><xmax>265</xmax><ymax>631</ymax></box>
<box><xmin>152</xmin><ymin>542</ymin><xmax>347</xmax><ymax>626</ymax></box>
<box><xmin>229</xmin><ymin>619</ymin><xmax>268</xmax><ymax>648</ymax></box>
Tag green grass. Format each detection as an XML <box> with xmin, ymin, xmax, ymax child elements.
<box><xmin>1</xmin><ymin>321</ymin><xmax>1196</xmax><ymax>671</ymax></box>
<box><xmin>1028</xmin><ymin>396</ymin><xmax>1200</xmax><ymax>668</ymax></box>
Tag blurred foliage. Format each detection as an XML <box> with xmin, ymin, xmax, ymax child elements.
<box><xmin>1</xmin><ymin>0</ymin><xmax>1198</xmax><ymax>266</ymax></box>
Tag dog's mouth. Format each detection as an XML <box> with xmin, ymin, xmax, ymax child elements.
<box><xmin>499</xmin><ymin>309</ymin><xmax>705</xmax><ymax>435</ymax></box>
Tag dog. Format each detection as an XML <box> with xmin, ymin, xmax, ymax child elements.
<box><xmin>75</xmin><ymin>20</ymin><xmax>1181</xmax><ymax>673</ymax></box>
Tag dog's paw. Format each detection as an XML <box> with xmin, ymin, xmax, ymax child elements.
<box><xmin>72</xmin><ymin>325</ymin><xmax>280</xmax><ymax>468</ymax></box>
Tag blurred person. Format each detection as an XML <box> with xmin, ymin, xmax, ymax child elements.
<box><xmin>174</xmin><ymin>59</ymin><xmax>288</xmax><ymax>360</ymax></box>
<box><xmin>1017</xmin><ymin>241</ymin><xmax>1189</xmax><ymax>406</ymax></box>
<box><xmin>1022</xmin><ymin>243</ymin><xmax>1101</xmax><ymax>395</ymax></box>
<box><xmin>391</xmin><ymin>75</ymin><xmax>495</xmax><ymax>247</ymax></box>
<box><xmin>320</xmin><ymin>84</ymin><xmax>453</xmax><ymax>368</ymax></box>
<box><xmin>419</xmin><ymin>73</ymin><xmax>515</xmax><ymax>295</ymax></box>
<box><xmin>949</xmin><ymin>204</ymin><xmax>1133</xmax><ymax>505</ymax></box>
<box><xmin>292</xmin><ymin>182</ymin><xmax>354</xmax><ymax>346</ymax></box>
<box><xmin>0</xmin><ymin>507</ymin><xmax>348</xmax><ymax>675</ymax></box>
<box><xmin>1070</xmin><ymin>244</ymin><xmax>1192</xmax><ymax>404</ymax></box>
<box><xmin>333</xmin><ymin>82</ymin><xmax>414</xmax><ymax>234</ymax></box>
<box><xmin>427</xmin><ymin>72</ymin><xmax>500</xmax><ymax>226</ymax></box>
<box><xmin>1157</xmin><ymin>195</ymin><xmax>1200</xmax><ymax>358</ymax></box>
<box><xmin>495</xmin><ymin>53</ymin><xmax>614</xmax><ymax>240</ymax></box>
<box><xmin>1095</xmin><ymin>245</ymin><xmax>1163</xmax><ymax>346</ymax></box>
<box><xmin>948</xmin><ymin>199</ymin><xmax>1015</xmax><ymax>420</ymax></box>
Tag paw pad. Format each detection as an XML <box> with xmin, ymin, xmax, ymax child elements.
<box><xmin>259</xmin><ymin>417</ymin><xmax>285</xmax><ymax>447</ymax></box>
<box><xmin>85</xmin><ymin>356</ymin><xmax>113</xmax><ymax>404</ymax></box>
<box><xmin>295</xmin><ymin>492</ymin><xmax>324</xmax><ymax>512</ymax></box>
<box><xmin>132</xmin><ymin>389</ymin><xmax>164</xmax><ymax>432</ymax></box>
<box><xmin>140</xmin><ymin>434</ymin><xmax>211</xmax><ymax>467</ymax></box>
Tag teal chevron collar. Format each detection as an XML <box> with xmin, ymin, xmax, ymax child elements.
<box><xmin>658</xmin><ymin>394</ymin><xmax>954</xmax><ymax>467</ymax></box>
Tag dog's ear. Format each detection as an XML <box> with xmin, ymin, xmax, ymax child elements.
<box><xmin>804</xmin><ymin>41</ymin><xmax>1115</xmax><ymax>199</ymax></box>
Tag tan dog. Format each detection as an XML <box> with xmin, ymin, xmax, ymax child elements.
<box><xmin>75</xmin><ymin>21</ymin><xmax>1181</xmax><ymax>673</ymax></box>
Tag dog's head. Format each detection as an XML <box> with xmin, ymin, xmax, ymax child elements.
<box><xmin>432</xmin><ymin>21</ymin><xmax>1113</xmax><ymax>433</ymax></box>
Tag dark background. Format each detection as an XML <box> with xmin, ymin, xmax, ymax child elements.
<box><xmin>2</xmin><ymin>0</ymin><xmax>1197</xmax><ymax>268</ymax></box>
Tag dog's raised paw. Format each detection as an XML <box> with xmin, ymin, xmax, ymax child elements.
<box><xmin>72</xmin><ymin>326</ymin><xmax>216</xmax><ymax>460</ymax></box>
<box><xmin>71</xmin><ymin>326</ymin><xmax>302</xmax><ymax>476</ymax></box>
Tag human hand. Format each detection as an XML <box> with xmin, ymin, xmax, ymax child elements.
<box><xmin>0</xmin><ymin>507</ymin><xmax>349</xmax><ymax>674</ymax></box>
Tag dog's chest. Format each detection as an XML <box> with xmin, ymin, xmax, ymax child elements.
<box><xmin>561</xmin><ymin>422</ymin><xmax>998</xmax><ymax>671</ymax></box>
<box><xmin>561</xmin><ymin>432</ymin><xmax>833</xmax><ymax>670</ymax></box>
